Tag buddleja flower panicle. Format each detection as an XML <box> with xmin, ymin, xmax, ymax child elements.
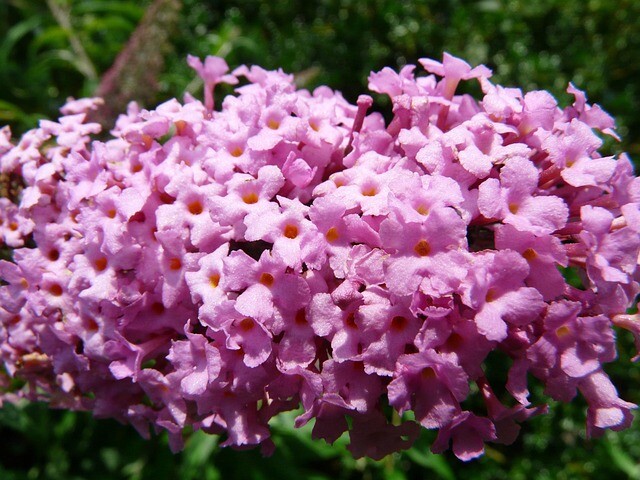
<box><xmin>0</xmin><ymin>53</ymin><xmax>638</xmax><ymax>461</ymax></box>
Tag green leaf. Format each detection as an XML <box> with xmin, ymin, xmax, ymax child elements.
<box><xmin>72</xmin><ymin>0</ymin><xmax>145</xmax><ymax>21</ymax></box>
<box><xmin>605</xmin><ymin>432</ymin><xmax>640</xmax><ymax>479</ymax></box>
<box><xmin>405</xmin><ymin>448</ymin><xmax>455</xmax><ymax>480</ymax></box>
<box><xmin>0</xmin><ymin>99</ymin><xmax>26</xmax><ymax>121</ymax></box>
<box><xmin>99</xmin><ymin>447</ymin><xmax>121</xmax><ymax>472</ymax></box>
<box><xmin>558</xmin><ymin>265</ymin><xmax>586</xmax><ymax>290</ymax></box>
<box><xmin>182</xmin><ymin>430</ymin><xmax>219</xmax><ymax>470</ymax></box>
<box><xmin>0</xmin><ymin>15</ymin><xmax>44</xmax><ymax>73</ymax></box>
<box><xmin>81</xmin><ymin>15</ymin><xmax>139</xmax><ymax>36</ymax></box>
<box><xmin>29</xmin><ymin>25</ymin><xmax>69</xmax><ymax>52</ymax></box>
<box><xmin>0</xmin><ymin>402</ymin><xmax>30</xmax><ymax>432</ymax></box>
<box><xmin>383</xmin><ymin>468</ymin><xmax>408</xmax><ymax>480</ymax></box>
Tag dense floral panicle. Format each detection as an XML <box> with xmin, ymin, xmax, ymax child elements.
<box><xmin>0</xmin><ymin>52</ymin><xmax>638</xmax><ymax>461</ymax></box>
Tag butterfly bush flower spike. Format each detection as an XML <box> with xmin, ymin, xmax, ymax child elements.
<box><xmin>1</xmin><ymin>52</ymin><xmax>638</xmax><ymax>462</ymax></box>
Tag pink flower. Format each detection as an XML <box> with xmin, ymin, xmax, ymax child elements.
<box><xmin>348</xmin><ymin>411</ymin><xmax>420</xmax><ymax>460</ymax></box>
<box><xmin>209</xmin><ymin>165</ymin><xmax>285</xmax><ymax>235</ymax></box>
<box><xmin>219</xmin><ymin>305</ymin><xmax>273</xmax><ymax>368</ymax></box>
<box><xmin>244</xmin><ymin>196</ymin><xmax>326</xmax><ymax>270</ymax></box>
<box><xmin>187</xmin><ymin>55</ymin><xmax>238</xmax><ymax>111</ymax></box>
<box><xmin>368</xmin><ymin>65</ymin><xmax>419</xmax><ymax>97</ymax></box>
<box><xmin>308</xmin><ymin>288</ymin><xmax>367</xmax><ymax>362</ymax></box>
<box><xmin>419</xmin><ymin>52</ymin><xmax>492</xmax><ymax>128</ymax></box>
<box><xmin>223</xmin><ymin>249</ymin><xmax>310</xmax><ymax>327</ymax></box>
<box><xmin>478</xmin><ymin>376</ymin><xmax>547</xmax><ymax>445</ymax></box>
<box><xmin>579</xmin><ymin>370</ymin><xmax>636</xmax><ymax>438</ymax></box>
<box><xmin>0</xmin><ymin>198</ymin><xmax>30</xmax><ymax>247</ymax></box>
<box><xmin>357</xmin><ymin>288</ymin><xmax>421</xmax><ymax>376</ymax></box>
<box><xmin>578</xmin><ymin>205</ymin><xmax>640</xmax><ymax>285</ymax></box>
<box><xmin>274</xmin><ymin>306</ymin><xmax>317</xmax><ymax>369</ymax></box>
<box><xmin>380</xmin><ymin>206</ymin><xmax>467</xmax><ymax>296</ymax></box>
<box><xmin>388</xmin><ymin>350</ymin><xmax>469</xmax><ymax>429</ymax></box>
<box><xmin>542</xmin><ymin>118</ymin><xmax>617</xmax><ymax>187</ymax></box>
<box><xmin>528</xmin><ymin>301</ymin><xmax>616</xmax><ymax>382</ymax></box>
<box><xmin>494</xmin><ymin>224</ymin><xmax>568</xmax><ymax>300</ymax></box>
<box><xmin>184</xmin><ymin>244</ymin><xmax>231</xmax><ymax>326</ymax></box>
<box><xmin>431</xmin><ymin>411</ymin><xmax>496</xmax><ymax>461</ymax></box>
<box><xmin>564</xmin><ymin>83</ymin><xmax>618</xmax><ymax>139</ymax></box>
<box><xmin>478</xmin><ymin>156</ymin><xmax>569</xmax><ymax>234</ymax></box>
<box><xmin>1</xmin><ymin>53</ymin><xmax>637</xmax><ymax>461</ymax></box>
<box><xmin>40</xmin><ymin>113</ymin><xmax>101</xmax><ymax>150</ymax></box>
<box><xmin>463</xmin><ymin>250</ymin><xmax>546</xmax><ymax>342</ymax></box>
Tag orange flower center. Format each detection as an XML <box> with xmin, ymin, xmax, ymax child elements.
<box><xmin>242</xmin><ymin>192</ymin><xmax>259</xmax><ymax>204</ymax></box>
<box><xmin>188</xmin><ymin>200</ymin><xmax>203</xmax><ymax>215</ymax></box>
<box><xmin>361</xmin><ymin>186</ymin><xmax>377</xmax><ymax>196</ymax></box>
<box><xmin>283</xmin><ymin>224</ymin><xmax>299</xmax><ymax>239</ymax></box>
<box><xmin>239</xmin><ymin>318</ymin><xmax>255</xmax><ymax>331</ymax></box>
<box><xmin>325</xmin><ymin>227</ymin><xmax>339</xmax><ymax>243</ymax></box>
<box><xmin>230</xmin><ymin>146</ymin><xmax>243</xmax><ymax>157</ymax></box>
<box><xmin>485</xmin><ymin>288</ymin><xmax>498</xmax><ymax>303</ymax></box>
<box><xmin>416</xmin><ymin>204</ymin><xmax>429</xmax><ymax>216</ymax></box>
<box><xmin>421</xmin><ymin>367</ymin><xmax>436</xmax><ymax>380</ymax></box>
<box><xmin>414</xmin><ymin>240</ymin><xmax>431</xmax><ymax>257</ymax></box>
<box><xmin>390</xmin><ymin>315</ymin><xmax>408</xmax><ymax>331</ymax></box>
<box><xmin>94</xmin><ymin>257</ymin><xmax>108</xmax><ymax>272</ymax></box>
<box><xmin>260</xmin><ymin>272</ymin><xmax>275</xmax><ymax>287</ymax></box>
<box><xmin>48</xmin><ymin>284</ymin><xmax>63</xmax><ymax>296</ymax></box>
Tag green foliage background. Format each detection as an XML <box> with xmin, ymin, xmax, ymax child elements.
<box><xmin>2</xmin><ymin>0</ymin><xmax>640</xmax><ymax>158</ymax></box>
<box><xmin>1</xmin><ymin>0</ymin><xmax>639</xmax><ymax>478</ymax></box>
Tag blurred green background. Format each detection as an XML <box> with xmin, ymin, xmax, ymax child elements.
<box><xmin>2</xmin><ymin>0</ymin><xmax>640</xmax><ymax>158</ymax></box>
<box><xmin>1</xmin><ymin>0</ymin><xmax>639</xmax><ymax>478</ymax></box>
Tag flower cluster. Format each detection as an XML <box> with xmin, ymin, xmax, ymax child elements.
<box><xmin>1</xmin><ymin>53</ymin><xmax>638</xmax><ymax>461</ymax></box>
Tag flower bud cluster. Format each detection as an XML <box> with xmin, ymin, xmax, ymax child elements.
<box><xmin>0</xmin><ymin>53</ymin><xmax>638</xmax><ymax>460</ymax></box>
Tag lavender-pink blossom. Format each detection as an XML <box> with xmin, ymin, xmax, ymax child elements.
<box><xmin>1</xmin><ymin>52</ymin><xmax>638</xmax><ymax>461</ymax></box>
